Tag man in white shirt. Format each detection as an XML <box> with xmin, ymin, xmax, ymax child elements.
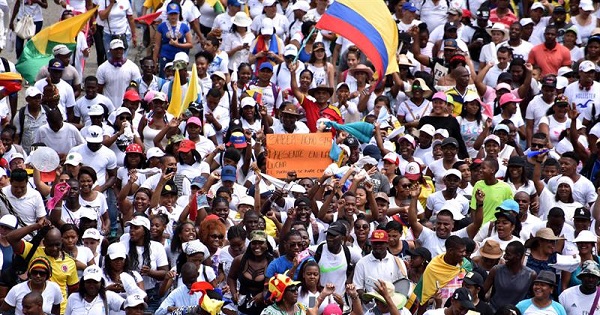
<box><xmin>69</xmin><ymin>125</ymin><xmax>118</xmax><ymax>192</ymax></box>
<box><xmin>483</xmin><ymin>46</ymin><xmax>512</xmax><ymax>87</ymax></box>
<box><xmin>141</xmin><ymin>154</ymin><xmax>192</xmax><ymax>197</ymax></box>
<box><xmin>35</xmin><ymin>44</ymin><xmax>82</xmax><ymax>97</ymax></box>
<box><xmin>525</xmin><ymin>75</ymin><xmax>556</xmax><ymax>146</ymax></box>
<box><xmin>272</xmin><ymin>44</ymin><xmax>303</xmax><ymax>91</ymax></box>
<box><xmin>498</xmin><ymin>22</ymin><xmax>533</xmax><ymax>60</ymax></box>
<box><xmin>0</xmin><ymin>169</ymin><xmax>45</xmax><ymax>240</ymax></box>
<box><xmin>96</xmin><ymin>39</ymin><xmax>142</xmax><ymax>109</ymax></box>
<box><xmin>33</xmin><ymin>109</ymin><xmax>84</xmax><ymax>157</ymax></box>
<box><xmin>72</xmin><ymin>76</ymin><xmax>114</xmax><ymax>127</ymax></box>
<box><xmin>559</xmin><ymin>260</ymin><xmax>600</xmax><ymax>315</ymax></box>
<box><xmin>271</xmin><ymin>104</ymin><xmax>309</xmax><ymax>134</ymax></box>
<box><xmin>34</xmin><ymin>58</ymin><xmax>76</xmax><ymax>120</ymax></box>
<box><xmin>250</xmin><ymin>0</ymin><xmax>290</xmax><ymax>40</ymax></box>
<box><xmin>353</xmin><ymin>229</ymin><xmax>409</xmax><ymax>298</ymax></box>
<box><xmin>566</xmin><ymin>61</ymin><xmax>600</xmax><ymax>126</ymax></box>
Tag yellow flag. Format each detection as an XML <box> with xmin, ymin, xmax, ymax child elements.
<box><xmin>166</xmin><ymin>70</ymin><xmax>183</xmax><ymax>117</ymax></box>
<box><xmin>180</xmin><ymin>63</ymin><xmax>198</xmax><ymax>116</ymax></box>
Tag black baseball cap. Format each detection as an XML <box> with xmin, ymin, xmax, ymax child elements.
<box><xmin>326</xmin><ymin>221</ymin><xmax>347</xmax><ymax>236</ymax></box>
<box><xmin>344</xmin><ymin>136</ymin><xmax>359</xmax><ymax>148</ymax></box>
<box><xmin>462</xmin><ymin>272</ymin><xmax>484</xmax><ymax>288</ymax></box>
<box><xmin>573</xmin><ymin>207</ymin><xmax>591</xmax><ymax>220</ymax></box>
<box><xmin>407</xmin><ymin>247</ymin><xmax>432</xmax><ymax>264</ymax></box>
<box><xmin>452</xmin><ymin>288</ymin><xmax>476</xmax><ymax>310</ymax></box>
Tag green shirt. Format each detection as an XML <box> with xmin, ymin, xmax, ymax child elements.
<box><xmin>470</xmin><ymin>180</ymin><xmax>514</xmax><ymax>224</ymax></box>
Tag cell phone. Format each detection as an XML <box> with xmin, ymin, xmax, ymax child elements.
<box><xmin>297</xmin><ymin>249</ymin><xmax>310</xmax><ymax>261</ymax></box>
<box><xmin>166</xmin><ymin>167</ymin><xmax>175</xmax><ymax>174</ymax></box>
<box><xmin>197</xmin><ymin>194</ymin><xmax>209</xmax><ymax>208</ymax></box>
<box><xmin>309</xmin><ymin>296</ymin><xmax>316</xmax><ymax>308</ymax></box>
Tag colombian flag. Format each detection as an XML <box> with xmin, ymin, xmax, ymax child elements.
<box><xmin>16</xmin><ymin>8</ymin><xmax>97</xmax><ymax>84</ymax></box>
<box><xmin>205</xmin><ymin>0</ymin><xmax>225</xmax><ymax>14</ymax></box>
<box><xmin>316</xmin><ymin>0</ymin><xmax>398</xmax><ymax>81</ymax></box>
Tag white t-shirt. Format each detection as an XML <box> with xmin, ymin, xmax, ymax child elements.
<box><xmin>79</xmin><ymin>193</ymin><xmax>108</xmax><ymax>230</ymax></box>
<box><xmin>565</xmin><ymin>81</ymin><xmax>600</xmax><ymax>122</ymax></box>
<box><xmin>99</xmin><ymin>0</ymin><xmax>133</xmax><ymax>35</ymax></box>
<box><xmin>1</xmin><ymin>186</ymin><xmax>45</xmax><ymax>227</ymax></box>
<box><xmin>525</xmin><ymin>94</ymin><xmax>553</xmax><ymax>133</ymax></box>
<box><xmin>250</xmin><ymin>14</ymin><xmax>290</xmax><ymax>40</ymax></box>
<box><xmin>74</xmin><ymin>94</ymin><xmax>115</xmax><ymax>126</ymax></box>
<box><xmin>559</xmin><ymin>285</ymin><xmax>599</xmax><ymax>315</ymax></box>
<box><xmin>96</xmin><ymin>60</ymin><xmax>142</xmax><ymax>109</ymax></box>
<box><xmin>221</xmin><ymin>31</ymin><xmax>255</xmax><ymax>71</ymax></box>
<box><xmin>177</xmin><ymin>161</ymin><xmax>210</xmax><ymax>181</ymax></box>
<box><xmin>120</xmin><ymin>240</ymin><xmax>169</xmax><ymax>289</ymax></box>
<box><xmin>33</xmin><ymin>123</ymin><xmax>85</xmax><ymax>155</ymax></box>
<box><xmin>425</xmin><ymin>192</ymin><xmax>470</xmax><ymax>217</ymax></box>
<box><xmin>417</xmin><ymin>226</ymin><xmax>469</xmax><ymax>257</ymax></box>
<box><xmin>5</xmin><ymin>281</ymin><xmax>62</xmax><ymax>315</ymax></box>
<box><xmin>69</xmin><ymin>144</ymin><xmax>118</xmax><ymax>187</ymax></box>
<box><xmin>498</xmin><ymin>40</ymin><xmax>534</xmax><ymax>60</ymax></box>
<box><xmin>65</xmin><ymin>291</ymin><xmax>124</xmax><ymax>315</ymax></box>
<box><xmin>141</xmin><ymin>173</ymin><xmax>192</xmax><ymax>196</ymax></box>
<box><xmin>315</xmin><ymin>244</ymin><xmax>362</xmax><ymax>295</ymax></box>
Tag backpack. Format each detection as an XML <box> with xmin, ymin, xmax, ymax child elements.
<box><xmin>313</xmin><ymin>243</ymin><xmax>354</xmax><ymax>282</ymax></box>
<box><xmin>16</xmin><ymin>104</ymin><xmax>51</xmax><ymax>140</ymax></box>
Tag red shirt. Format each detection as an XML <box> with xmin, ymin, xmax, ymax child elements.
<box><xmin>300</xmin><ymin>96</ymin><xmax>344</xmax><ymax>132</ymax></box>
<box><xmin>489</xmin><ymin>9</ymin><xmax>518</xmax><ymax>27</ymax></box>
<box><xmin>527</xmin><ymin>43</ymin><xmax>572</xmax><ymax>76</ymax></box>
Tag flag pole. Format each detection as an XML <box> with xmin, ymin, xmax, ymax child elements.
<box><xmin>293</xmin><ymin>26</ymin><xmax>317</xmax><ymax>64</ymax></box>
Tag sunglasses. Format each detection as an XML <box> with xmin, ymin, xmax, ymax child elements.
<box><xmin>355</xmin><ymin>224</ymin><xmax>369</xmax><ymax>230</ymax></box>
<box><xmin>30</xmin><ymin>270</ymin><xmax>48</xmax><ymax>276</ymax></box>
<box><xmin>119</xmin><ymin>115</ymin><xmax>133</xmax><ymax>121</ymax></box>
<box><xmin>285</xmin><ymin>285</ymin><xmax>299</xmax><ymax>292</ymax></box>
<box><xmin>209</xmin><ymin>234</ymin><xmax>224</xmax><ymax>239</ymax></box>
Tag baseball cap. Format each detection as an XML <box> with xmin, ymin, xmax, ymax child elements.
<box><xmin>48</xmin><ymin>58</ymin><xmax>65</xmax><ymax>71</ymax></box>
<box><xmin>463</xmin><ymin>271</ymin><xmax>484</xmax><ymax>288</ymax></box>
<box><xmin>443</xmin><ymin>39</ymin><xmax>458</xmax><ymax>50</ymax></box>
<box><xmin>82</xmin><ymin>228</ymin><xmax>102</xmax><ymax>240</ymax></box>
<box><xmin>441</xmin><ymin>137</ymin><xmax>459</xmax><ymax>148</ymax></box>
<box><xmin>284</xmin><ymin>44</ymin><xmax>298</xmax><ymax>57</ymax></box>
<box><xmin>123</xmin><ymin>90</ymin><xmax>141</xmax><ymax>101</ymax></box>
<box><xmin>402</xmin><ymin>2</ymin><xmax>417</xmax><ymax>12</ymax></box>
<box><xmin>370</xmin><ymin>229</ymin><xmax>389</xmax><ymax>242</ymax></box>
<box><xmin>432</xmin><ymin>91</ymin><xmax>448</xmax><ymax>102</ymax></box>
<box><xmin>146</xmin><ymin>147</ymin><xmax>165</xmax><ymax>159</ymax></box>
<box><xmin>211</xmin><ymin>71</ymin><xmax>226</xmax><ymax>81</ymax></box>
<box><xmin>124</xmin><ymin>295</ymin><xmax>148</xmax><ymax>309</ymax></box>
<box><xmin>183</xmin><ymin>239</ymin><xmax>209</xmax><ymax>256</ymax></box>
<box><xmin>443</xmin><ymin>168</ymin><xmax>462</xmax><ymax>180</ymax></box>
<box><xmin>83</xmin><ymin>265</ymin><xmax>103</xmax><ymax>281</ymax></box>
<box><xmin>88</xmin><ymin>104</ymin><xmax>104</xmax><ymax>116</ymax></box>
<box><xmin>0</xmin><ymin>214</ymin><xmax>18</xmax><ymax>229</ymax></box>
<box><xmin>166</xmin><ymin>2</ymin><xmax>180</xmax><ymax>14</ymax></box>
<box><xmin>580</xmin><ymin>60</ymin><xmax>597</xmax><ymax>73</ymax></box>
<box><xmin>125</xmin><ymin>144</ymin><xmax>143</xmax><ymax>154</ymax></box>
<box><xmin>573</xmin><ymin>207</ymin><xmax>592</xmax><ymax>220</ymax></box>
<box><xmin>496</xmin><ymin>199</ymin><xmax>519</xmax><ymax>213</ymax></box>
<box><xmin>323</xmin><ymin>304</ymin><xmax>343</xmax><ymax>315</ymax></box>
<box><xmin>291</xmin><ymin>0</ymin><xmax>310</xmax><ymax>11</ymax></box>
<box><xmin>483</xmin><ymin>134</ymin><xmax>501</xmax><ymax>145</ymax></box>
<box><xmin>161</xmin><ymin>182</ymin><xmax>178</xmax><ymax>196</ymax></box>
<box><xmin>419</xmin><ymin>124</ymin><xmax>435</xmax><ymax>137</ymax></box>
<box><xmin>531</xmin><ymin>2</ymin><xmax>545</xmax><ymax>10</ymax></box>
<box><xmin>496</xmin><ymin>83</ymin><xmax>512</xmax><ymax>92</ymax></box>
<box><xmin>261</xmin><ymin>17</ymin><xmax>274</xmax><ymax>35</ymax></box>
<box><xmin>553</xmin><ymin>5</ymin><xmax>567</xmax><ymax>13</ymax></box>
<box><xmin>398</xmin><ymin>134</ymin><xmax>416</xmax><ymax>147</ymax></box>
<box><xmin>126</xmin><ymin>216</ymin><xmax>151</xmax><ymax>230</ymax></box>
<box><xmin>25</xmin><ymin>86</ymin><xmax>42</xmax><ymax>98</ymax></box>
<box><xmin>250</xmin><ymin>230</ymin><xmax>268</xmax><ymax>242</ymax></box>
<box><xmin>152</xmin><ymin>91</ymin><xmax>168</xmax><ymax>102</ymax></box>
<box><xmin>520</xmin><ymin>18</ymin><xmax>534</xmax><ymax>26</ymax></box>
<box><xmin>110</xmin><ymin>39</ymin><xmax>125</xmax><ymax>50</ymax></box>
<box><xmin>435</xmin><ymin>129</ymin><xmax>450</xmax><ymax>138</ymax></box>
<box><xmin>499</xmin><ymin>93</ymin><xmax>522</xmax><ymax>106</ymax></box>
<box><xmin>498</xmin><ymin>72</ymin><xmax>513</xmax><ymax>83</ymax></box>
<box><xmin>173</xmin><ymin>52</ymin><xmax>189</xmax><ymax>64</ymax></box>
<box><xmin>439</xmin><ymin>199</ymin><xmax>465</xmax><ymax>220</ymax></box>
<box><xmin>239</xmin><ymin>195</ymin><xmax>255</xmax><ymax>207</ymax></box>
<box><xmin>222</xmin><ymin>165</ymin><xmax>237</xmax><ymax>182</ymax></box>
<box><xmin>9</xmin><ymin>153</ymin><xmax>23</xmax><ymax>164</ymax></box>
<box><xmin>326</xmin><ymin>221</ymin><xmax>347</xmax><ymax>236</ymax></box>
<box><xmin>493</xmin><ymin>124</ymin><xmax>510</xmax><ymax>134</ymax></box>
<box><xmin>107</xmin><ymin>242</ymin><xmax>127</xmax><ymax>259</ymax></box>
<box><xmin>187</xmin><ymin>116</ymin><xmax>202</xmax><ymax>127</ymax></box>
<box><xmin>574</xmin><ymin>230</ymin><xmax>597</xmax><ymax>243</ymax></box>
<box><xmin>383</xmin><ymin>152</ymin><xmax>399</xmax><ymax>166</ymax></box>
<box><xmin>190</xmin><ymin>176</ymin><xmax>207</xmax><ymax>189</ymax></box>
<box><xmin>86</xmin><ymin>125</ymin><xmax>104</xmax><ymax>143</ymax></box>
<box><xmin>79</xmin><ymin>207</ymin><xmax>98</xmax><ymax>221</ymax></box>
<box><xmin>259</xmin><ymin>62</ymin><xmax>274</xmax><ymax>71</ymax></box>
<box><xmin>178</xmin><ymin>139</ymin><xmax>196</xmax><ymax>153</ymax></box>
<box><xmin>241</xmin><ymin>97</ymin><xmax>256</xmax><ymax>108</ymax></box>
<box><xmin>452</xmin><ymin>288</ymin><xmax>476</xmax><ymax>310</ymax></box>
<box><xmin>558</xmin><ymin>66</ymin><xmax>574</xmax><ymax>76</ymax></box>
<box><xmin>227</xmin><ymin>131</ymin><xmax>247</xmax><ymax>149</ymax></box>
<box><xmin>447</xmin><ymin>6</ymin><xmax>462</xmax><ymax>15</ymax></box>
<box><xmin>407</xmin><ymin>247</ymin><xmax>432</xmax><ymax>263</ymax></box>
<box><xmin>444</xmin><ymin>22</ymin><xmax>458</xmax><ymax>31</ymax></box>
<box><xmin>404</xmin><ymin>161</ymin><xmax>422</xmax><ymax>180</ymax></box>
<box><xmin>363</xmin><ymin>145</ymin><xmax>382</xmax><ymax>161</ymax></box>
<box><xmin>577</xmin><ymin>260</ymin><xmax>600</xmax><ymax>279</ymax></box>
<box><xmin>375</xmin><ymin>192</ymin><xmax>390</xmax><ymax>203</ymax></box>
<box><xmin>52</xmin><ymin>44</ymin><xmax>72</xmax><ymax>56</ymax></box>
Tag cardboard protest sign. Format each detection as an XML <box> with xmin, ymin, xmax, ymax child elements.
<box><xmin>266</xmin><ymin>133</ymin><xmax>332</xmax><ymax>178</ymax></box>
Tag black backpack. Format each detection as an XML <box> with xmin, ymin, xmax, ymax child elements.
<box><xmin>313</xmin><ymin>243</ymin><xmax>355</xmax><ymax>282</ymax></box>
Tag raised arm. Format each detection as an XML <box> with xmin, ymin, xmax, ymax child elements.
<box><xmin>466</xmin><ymin>188</ymin><xmax>485</xmax><ymax>238</ymax></box>
<box><xmin>407</xmin><ymin>185</ymin><xmax>424</xmax><ymax>238</ymax></box>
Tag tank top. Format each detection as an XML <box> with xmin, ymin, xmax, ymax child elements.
<box><xmin>306</xmin><ymin>63</ymin><xmax>328</xmax><ymax>87</ymax></box>
<box><xmin>490</xmin><ymin>264</ymin><xmax>536</xmax><ymax>309</ymax></box>
<box><xmin>142</xmin><ymin>125</ymin><xmax>163</xmax><ymax>149</ymax></box>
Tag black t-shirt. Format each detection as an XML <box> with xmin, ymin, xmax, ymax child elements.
<box><xmin>475</xmin><ymin>300</ymin><xmax>495</xmax><ymax>315</ymax></box>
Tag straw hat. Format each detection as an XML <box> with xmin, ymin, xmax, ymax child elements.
<box><xmin>398</xmin><ymin>54</ymin><xmax>414</xmax><ymax>67</ymax></box>
<box><xmin>405</xmin><ymin>78</ymin><xmax>433</xmax><ymax>98</ymax></box>
<box><xmin>525</xmin><ymin>227</ymin><xmax>565</xmax><ymax>247</ymax></box>
<box><xmin>486</xmin><ymin>23</ymin><xmax>509</xmax><ymax>41</ymax></box>
<box><xmin>479</xmin><ymin>239</ymin><xmax>503</xmax><ymax>259</ymax></box>
<box><xmin>362</xmin><ymin>280</ymin><xmax>408</xmax><ymax>310</ymax></box>
<box><xmin>349</xmin><ymin>64</ymin><xmax>374</xmax><ymax>78</ymax></box>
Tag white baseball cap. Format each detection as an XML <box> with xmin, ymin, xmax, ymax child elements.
<box><xmin>284</xmin><ymin>44</ymin><xmax>298</xmax><ymax>57</ymax></box>
<box><xmin>419</xmin><ymin>124</ymin><xmax>435</xmax><ymax>137</ymax></box>
<box><xmin>241</xmin><ymin>97</ymin><xmax>256</xmax><ymax>108</ymax></box>
<box><xmin>82</xmin><ymin>228</ymin><xmax>102</xmax><ymax>240</ymax></box>
<box><xmin>9</xmin><ymin>153</ymin><xmax>24</xmax><ymax>163</ymax></box>
<box><xmin>83</xmin><ymin>265</ymin><xmax>103</xmax><ymax>281</ymax></box>
<box><xmin>126</xmin><ymin>216</ymin><xmax>151</xmax><ymax>230</ymax></box>
<box><xmin>580</xmin><ymin>60</ymin><xmax>597</xmax><ymax>73</ymax></box>
<box><xmin>86</xmin><ymin>125</ymin><xmax>104</xmax><ymax>143</ymax></box>
<box><xmin>173</xmin><ymin>52</ymin><xmax>189</xmax><ymax>64</ymax></box>
<box><xmin>183</xmin><ymin>239</ymin><xmax>209</xmax><ymax>256</ymax></box>
<box><xmin>125</xmin><ymin>294</ymin><xmax>148</xmax><ymax>309</ymax></box>
<box><xmin>0</xmin><ymin>214</ymin><xmax>18</xmax><ymax>229</ymax></box>
<box><xmin>52</xmin><ymin>44</ymin><xmax>72</xmax><ymax>56</ymax></box>
<box><xmin>531</xmin><ymin>2</ymin><xmax>544</xmax><ymax>10</ymax></box>
<box><xmin>292</xmin><ymin>0</ymin><xmax>310</xmax><ymax>12</ymax></box>
<box><xmin>88</xmin><ymin>104</ymin><xmax>105</xmax><ymax>116</ymax></box>
<box><xmin>25</xmin><ymin>86</ymin><xmax>42</xmax><ymax>98</ymax></box>
<box><xmin>80</xmin><ymin>207</ymin><xmax>98</xmax><ymax>221</ymax></box>
<box><xmin>64</xmin><ymin>152</ymin><xmax>83</xmax><ymax>166</ymax></box>
<box><xmin>109</xmin><ymin>39</ymin><xmax>125</xmax><ymax>50</ymax></box>
<box><xmin>261</xmin><ymin>18</ymin><xmax>274</xmax><ymax>35</ymax></box>
<box><xmin>107</xmin><ymin>242</ymin><xmax>127</xmax><ymax>260</ymax></box>
<box><xmin>435</xmin><ymin>128</ymin><xmax>449</xmax><ymax>138</ymax></box>
<box><xmin>439</xmin><ymin>199</ymin><xmax>465</xmax><ymax>220</ymax></box>
<box><xmin>239</xmin><ymin>195</ymin><xmax>255</xmax><ymax>207</ymax></box>
<box><xmin>146</xmin><ymin>147</ymin><xmax>165</xmax><ymax>159</ymax></box>
<box><xmin>443</xmin><ymin>168</ymin><xmax>462</xmax><ymax>180</ymax></box>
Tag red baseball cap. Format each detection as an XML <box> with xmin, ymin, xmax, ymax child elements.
<box><xmin>126</xmin><ymin>143</ymin><xmax>143</xmax><ymax>154</ymax></box>
<box><xmin>370</xmin><ymin>229</ymin><xmax>389</xmax><ymax>242</ymax></box>
<box><xmin>178</xmin><ymin>139</ymin><xmax>196</xmax><ymax>153</ymax></box>
<box><xmin>123</xmin><ymin>90</ymin><xmax>141</xmax><ymax>101</ymax></box>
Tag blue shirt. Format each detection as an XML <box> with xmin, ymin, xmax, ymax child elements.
<box><xmin>516</xmin><ymin>299</ymin><xmax>567</xmax><ymax>315</ymax></box>
<box><xmin>266</xmin><ymin>256</ymin><xmax>299</xmax><ymax>280</ymax></box>
<box><xmin>157</xmin><ymin>21</ymin><xmax>191</xmax><ymax>60</ymax></box>
<box><xmin>155</xmin><ymin>285</ymin><xmax>204</xmax><ymax>315</ymax></box>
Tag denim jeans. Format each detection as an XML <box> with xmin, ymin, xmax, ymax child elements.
<box><xmin>15</xmin><ymin>20</ymin><xmax>42</xmax><ymax>59</ymax></box>
<box><xmin>103</xmin><ymin>32</ymin><xmax>131</xmax><ymax>60</ymax></box>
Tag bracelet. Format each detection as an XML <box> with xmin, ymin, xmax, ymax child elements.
<box><xmin>476</xmin><ymin>203</ymin><xmax>483</xmax><ymax>208</ymax></box>
<box><xmin>350</xmin><ymin>295</ymin><xmax>359</xmax><ymax>300</ymax></box>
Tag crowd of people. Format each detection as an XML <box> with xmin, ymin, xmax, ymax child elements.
<box><xmin>0</xmin><ymin>0</ymin><xmax>599</xmax><ymax>314</ymax></box>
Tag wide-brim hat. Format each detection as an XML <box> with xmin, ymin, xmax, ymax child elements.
<box><xmin>525</xmin><ymin>227</ymin><xmax>565</xmax><ymax>247</ymax></box>
<box><xmin>486</xmin><ymin>23</ymin><xmax>509</xmax><ymax>41</ymax></box>
<box><xmin>308</xmin><ymin>85</ymin><xmax>334</xmax><ymax>97</ymax></box>
<box><xmin>362</xmin><ymin>281</ymin><xmax>408</xmax><ymax>310</ymax></box>
<box><xmin>231</xmin><ymin>12</ymin><xmax>252</xmax><ymax>27</ymax></box>
<box><xmin>405</xmin><ymin>78</ymin><xmax>433</xmax><ymax>98</ymax></box>
<box><xmin>349</xmin><ymin>64</ymin><xmax>374</xmax><ymax>78</ymax></box>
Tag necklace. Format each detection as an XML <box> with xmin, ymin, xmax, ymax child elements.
<box><xmin>274</xmin><ymin>304</ymin><xmax>299</xmax><ymax>315</ymax></box>
<box><xmin>83</xmin><ymin>295</ymin><xmax>99</xmax><ymax>313</ymax></box>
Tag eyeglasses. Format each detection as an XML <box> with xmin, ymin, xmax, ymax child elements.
<box><xmin>209</xmin><ymin>234</ymin><xmax>224</xmax><ymax>239</ymax></box>
<box><xmin>119</xmin><ymin>115</ymin><xmax>133</xmax><ymax>121</ymax></box>
<box><xmin>355</xmin><ymin>224</ymin><xmax>369</xmax><ymax>230</ymax></box>
<box><xmin>285</xmin><ymin>285</ymin><xmax>299</xmax><ymax>292</ymax></box>
<box><xmin>30</xmin><ymin>270</ymin><xmax>48</xmax><ymax>276</ymax></box>
<box><xmin>401</xmin><ymin>184</ymin><xmax>412</xmax><ymax>189</ymax></box>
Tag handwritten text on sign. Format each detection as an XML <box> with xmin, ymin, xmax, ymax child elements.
<box><xmin>266</xmin><ymin>133</ymin><xmax>332</xmax><ymax>178</ymax></box>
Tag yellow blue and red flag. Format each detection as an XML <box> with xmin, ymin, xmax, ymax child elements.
<box><xmin>316</xmin><ymin>0</ymin><xmax>398</xmax><ymax>81</ymax></box>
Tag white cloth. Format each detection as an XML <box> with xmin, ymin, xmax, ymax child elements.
<box><xmin>96</xmin><ymin>60</ymin><xmax>142</xmax><ymax>109</ymax></box>
<box><xmin>4</xmin><ymin>281</ymin><xmax>62</xmax><ymax>315</ymax></box>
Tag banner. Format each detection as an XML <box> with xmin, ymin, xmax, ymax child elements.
<box><xmin>266</xmin><ymin>133</ymin><xmax>332</xmax><ymax>178</ymax></box>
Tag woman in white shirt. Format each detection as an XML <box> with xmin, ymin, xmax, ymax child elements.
<box><xmin>102</xmin><ymin>242</ymin><xmax>145</xmax><ymax>315</ymax></box>
<box><xmin>223</xmin><ymin>12</ymin><xmax>255</xmax><ymax>73</ymax></box>
<box><xmin>78</xmin><ymin>166</ymin><xmax>111</xmax><ymax>234</ymax></box>
<box><xmin>539</xmin><ymin>94</ymin><xmax>574</xmax><ymax>148</ymax></box>
<box><xmin>539</xmin><ymin>176</ymin><xmax>583</xmax><ymax>226</ymax></box>
<box><xmin>65</xmin><ymin>265</ymin><xmax>124</xmax><ymax>315</ymax></box>
<box><xmin>98</xmin><ymin>0</ymin><xmax>137</xmax><ymax>59</ymax></box>
<box><xmin>60</xmin><ymin>224</ymin><xmax>95</xmax><ymax>276</ymax></box>
<box><xmin>10</xmin><ymin>0</ymin><xmax>47</xmax><ymax>58</ymax></box>
<box><xmin>1</xmin><ymin>257</ymin><xmax>62</xmax><ymax>315</ymax></box>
